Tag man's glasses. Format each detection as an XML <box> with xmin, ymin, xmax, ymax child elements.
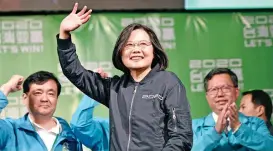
<box><xmin>207</xmin><ymin>85</ymin><xmax>236</xmax><ymax>96</ymax></box>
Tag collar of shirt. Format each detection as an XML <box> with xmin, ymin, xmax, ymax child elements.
<box><xmin>212</xmin><ymin>112</ymin><xmax>218</xmax><ymax>123</ymax></box>
<box><xmin>28</xmin><ymin>116</ymin><xmax>62</xmax><ymax>134</ymax></box>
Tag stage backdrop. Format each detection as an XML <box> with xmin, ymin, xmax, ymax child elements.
<box><xmin>0</xmin><ymin>12</ymin><xmax>272</xmax><ymax>122</ymax></box>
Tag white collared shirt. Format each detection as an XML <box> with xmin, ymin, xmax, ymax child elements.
<box><xmin>29</xmin><ymin>116</ymin><xmax>62</xmax><ymax>151</ymax></box>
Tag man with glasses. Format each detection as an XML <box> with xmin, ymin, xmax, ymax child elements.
<box><xmin>191</xmin><ymin>68</ymin><xmax>273</xmax><ymax>151</ymax></box>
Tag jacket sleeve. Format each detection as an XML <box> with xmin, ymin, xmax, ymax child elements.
<box><xmin>70</xmin><ymin>95</ymin><xmax>109</xmax><ymax>150</ymax></box>
<box><xmin>162</xmin><ymin>83</ymin><xmax>193</xmax><ymax>151</ymax></box>
<box><xmin>0</xmin><ymin>91</ymin><xmax>14</xmax><ymax>150</ymax></box>
<box><xmin>0</xmin><ymin>91</ymin><xmax>8</xmax><ymax>113</ymax></box>
<box><xmin>57</xmin><ymin>35</ymin><xmax>113</xmax><ymax>107</ymax></box>
<box><xmin>191</xmin><ymin>120</ymin><xmax>222</xmax><ymax>151</ymax></box>
<box><xmin>233</xmin><ymin>119</ymin><xmax>273</xmax><ymax>151</ymax></box>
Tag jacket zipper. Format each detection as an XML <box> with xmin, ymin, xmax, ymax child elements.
<box><xmin>172</xmin><ymin>108</ymin><xmax>177</xmax><ymax>132</ymax></box>
<box><xmin>126</xmin><ymin>85</ymin><xmax>138</xmax><ymax>151</ymax></box>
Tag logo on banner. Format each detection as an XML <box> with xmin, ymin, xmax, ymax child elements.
<box><xmin>121</xmin><ymin>16</ymin><xmax>176</xmax><ymax>50</ymax></box>
<box><xmin>0</xmin><ymin>19</ymin><xmax>44</xmax><ymax>54</ymax></box>
<box><xmin>242</xmin><ymin>15</ymin><xmax>273</xmax><ymax>48</ymax></box>
<box><xmin>189</xmin><ymin>58</ymin><xmax>244</xmax><ymax>92</ymax></box>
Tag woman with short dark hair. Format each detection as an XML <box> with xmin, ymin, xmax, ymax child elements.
<box><xmin>56</xmin><ymin>3</ymin><xmax>193</xmax><ymax>151</ymax></box>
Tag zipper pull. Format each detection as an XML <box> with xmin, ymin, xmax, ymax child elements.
<box><xmin>133</xmin><ymin>86</ymin><xmax>137</xmax><ymax>94</ymax></box>
<box><xmin>172</xmin><ymin>108</ymin><xmax>177</xmax><ymax>132</ymax></box>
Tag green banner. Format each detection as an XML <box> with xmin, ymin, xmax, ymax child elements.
<box><xmin>0</xmin><ymin>12</ymin><xmax>272</xmax><ymax>123</ymax></box>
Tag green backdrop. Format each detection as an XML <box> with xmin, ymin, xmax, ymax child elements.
<box><xmin>0</xmin><ymin>12</ymin><xmax>272</xmax><ymax>122</ymax></box>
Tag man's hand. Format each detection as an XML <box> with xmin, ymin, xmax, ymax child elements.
<box><xmin>215</xmin><ymin>104</ymin><xmax>229</xmax><ymax>133</ymax></box>
<box><xmin>0</xmin><ymin>75</ymin><xmax>24</xmax><ymax>96</ymax></box>
<box><xmin>227</xmin><ymin>102</ymin><xmax>241</xmax><ymax>131</ymax></box>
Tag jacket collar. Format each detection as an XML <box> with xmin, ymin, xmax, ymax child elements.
<box><xmin>238</xmin><ymin>112</ymin><xmax>248</xmax><ymax>123</ymax></box>
<box><xmin>124</xmin><ymin>63</ymin><xmax>162</xmax><ymax>86</ymax></box>
<box><xmin>203</xmin><ymin>113</ymin><xmax>216</xmax><ymax>127</ymax></box>
<box><xmin>266</xmin><ymin>121</ymin><xmax>273</xmax><ymax>135</ymax></box>
<box><xmin>16</xmin><ymin>113</ymin><xmax>76</xmax><ymax>141</ymax></box>
<box><xmin>55</xmin><ymin>117</ymin><xmax>77</xmax><ymax>140</ymax></box>
<box><xmin>16</xmin><ymin>113</ymin><xmax>36</xmax><ymax>132</ymax></box>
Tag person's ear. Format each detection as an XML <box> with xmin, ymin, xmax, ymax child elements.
<box><xmin>22</xmin><ymin>93</ymin><xmax>28</xmax><ymax>105</ymax></box>
<box><xmin>256</xmin><ymin>105</ymin><xmax>265</xmax><ymax>118</ymax></box>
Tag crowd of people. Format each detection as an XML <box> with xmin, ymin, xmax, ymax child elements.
<box><xmin>0</xmin><ymin>3</ymin><xmax>272</xmax><ymax>151</ymax></box>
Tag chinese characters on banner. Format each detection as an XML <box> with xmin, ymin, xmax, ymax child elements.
<box><xmin>189</xmin><ymin>59</ymin><xmax>244</xmax><ymax>92</ymax></box>
<box><xmin>0</xmin><ymin>19</ymin><xmax>44</xmax><ymax>54</ymax></box>
<box><xmin>243</xmin><ymin>15</ymin><xmax>273</xmax><ymax>48</ymax></box>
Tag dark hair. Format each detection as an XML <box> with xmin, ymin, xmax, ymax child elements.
<box><xmin>23</xmin><ymin>71</ymin><xmax>61</xmax><ymax>96</ymax></box>
<box><xmin>242</xmin><ymin>90</ymin><xmax>272</xmax><ymax>121</ymax></box>
<box><xmin>112</xmin><ymin>23</ymin><xmax>168</xmax><ymax>73</ymax></box>
<box><xmin>204</xmin><ymin>68</ymin><xmax>238</xmax><ymax>92</ymax></box>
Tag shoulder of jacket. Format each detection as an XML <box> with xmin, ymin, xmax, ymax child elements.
<box><xmin>158</xmin><ymin>71</ymin><xmax>184</xmax><ymax>87</ymax></box>
<box><xmin>192</xmin><ymin>117</ymin><xmax>206</xmax><ymax>129</ymax></box>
